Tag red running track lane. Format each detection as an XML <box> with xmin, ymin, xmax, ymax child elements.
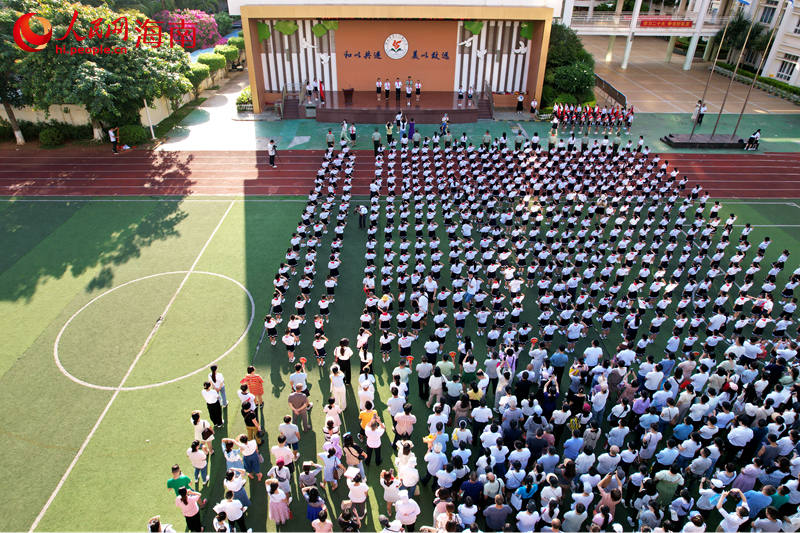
<box><xmin>1</xmin><ymin>147</ymin><xmax>799</xmax><ymax>198</ymax></box>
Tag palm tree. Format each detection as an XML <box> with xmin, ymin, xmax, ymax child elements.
<box><xmin>715</xmin><ymin>9</ymin><xmax>768</xmax><ymax>64</ymax></box>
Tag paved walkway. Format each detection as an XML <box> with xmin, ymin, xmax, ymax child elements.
<box><xmin>581</xmin><ymin>36</ymin><xmax>800</xmax><ymax>114</ymax></box>
<box><xmin>153</xmin><ymin>63</ymin><xmax>799</xmax><ymax>154</ymax></box>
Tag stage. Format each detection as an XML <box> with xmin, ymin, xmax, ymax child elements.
<box><xmin>304</xmin><ymin>91</ymin><xmax>492</xmax><ymax>124</ymax></box>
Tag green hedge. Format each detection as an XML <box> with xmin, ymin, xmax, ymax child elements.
<box><xmin>39</xmin><ymin>127</ymin><xmax>65</xmax><ymax>147</ymax></box>
<box><xmin>187</xmin><ymin>63</ymin><xmax>210</xmax><ymax>93</ymax></box>
<box><xmin>214</xmin><ymin>44</ymin><xmax>239</xmax><ymax>63</ymax></box>
<box><xmin>237</xmin><ymin>30</ymin><xmax>244</xmax><ymax>38</ymax></box>
<box><xmin>227</xmin><ymin>36</ymin><xmax>245</xmax><ymax>51</ymax></box>
<box><xmin>717</xmin><ymin>62</ymin><xmax>800</xmax><ymax>96</ymax></box>
<box><xmin>555</xmin><ymin>93</ymin><xmax>577</xmax><ymax>105</ymax></box>
<box><xmin>118</xmin><ymin>124</ymin><xmax>149</xmax><ymax>145</ymax></box>
<box><xmin>197</xmin><ymin>52</ymin><xmax>226</xmax><ymax>72</ymax></box>
<box><xmin>0</xmin><ymin>120</ymin><xmax>93</xmax><ymax>142</ymax></box>
<box><xmin>236</xmin><ymin>86</ymin><xmax>252</xmax><ymax>105</ymax></box>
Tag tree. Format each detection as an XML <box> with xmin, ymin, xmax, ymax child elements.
<box><xmin>716</xmin><ymin>9</ymin><xmax>768</xmax><ymax>64</ymax></box>
<box><xmin>10</xmin><ymin>0</ymin><xmax>192</xmax><ymax>140</ymax></box>
<box><xmin>546</xmin><ymin>23</ymin><xmax>594</xmax><ymax>69</ymax></box>
<box><xmin>0</xmin><ymin>11</ymin><xmax>27</xmax><ymax>144</ymax></box>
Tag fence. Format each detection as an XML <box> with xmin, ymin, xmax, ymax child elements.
<box><xmin>595</xmin><ymin>74</ymin><xmax>628</xmax><ymax>108</ymax></box>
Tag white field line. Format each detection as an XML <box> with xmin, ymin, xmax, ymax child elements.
<box><xmin>28</xmin><ymin>199</ymin><xmax>235</xmax><ymax>532</ymax></box>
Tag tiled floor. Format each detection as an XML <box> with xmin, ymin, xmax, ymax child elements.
<box><xmin>581</xmin><ymin>35</ymin><xmax>800</xmax><ymax>114</ymax></box>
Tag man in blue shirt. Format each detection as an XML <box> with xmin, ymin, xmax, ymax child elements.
<box><xmin>550</xmin><ymin>345</ymin><xmax>569</xmax><ymax>383</ymax></box>
<box><xmin>563</xmin><ymin>430</ymin><xmax>584</xmax><ymax>460</ymax></box>
<box><xmin>673</xmin><ymin>418</ymin><xmax>694</xmax><ymax>441</ymax></box>
<box><xmin>744</xmin><ymin>486</ymin><xmax>776</xmax><ymax>518</ymax></box>
<box><xmin>655</xmin><ymin>439</ymin><xmax>680</xmax><ymax>471</ymax></box>
<box><xmin>638</xmin><ymin>407</ymin><xmax>660</xmax><ymax>433</ymax></box>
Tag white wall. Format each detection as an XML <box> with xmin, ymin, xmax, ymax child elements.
<box><xmin>228</xmin><ymin>0</ymin><xmax>562</xmax><ymax>17</ymax></box>
<box><xmin>0</xmin><ymin>74</ymin><xmax>218</xmax><ymax>128</ymax></box>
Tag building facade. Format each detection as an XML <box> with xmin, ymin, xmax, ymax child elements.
<box><xmin>757</xmin><ymin>0</ymin><xmax>800</xmax><ymax>86</ymax></box>
<box><xmin>227</xmin><ymin>0</ymin><xmax>561</xmax><ymax>113</ymax></box>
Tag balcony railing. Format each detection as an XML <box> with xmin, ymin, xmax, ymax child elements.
<box><xmin>569</xmin><ymin>12</ymin><xmax>731</xmax><ymax>30</ymax></box>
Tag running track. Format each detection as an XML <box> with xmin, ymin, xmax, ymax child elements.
<box><xmin>0</xmin><ymin>148</ymin><xmax>798</xmax><ymax>198</ymax></box>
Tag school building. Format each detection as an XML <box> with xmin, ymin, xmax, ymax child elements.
<box><xmin>226</xmin><ymin>0</ymin><xmax>563</xmax><ymax>114</ymax></box>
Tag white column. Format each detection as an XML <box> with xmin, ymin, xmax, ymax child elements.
<box><xmin>622</xmin><ymin>0</ymin><xmax>644</xmax><ymax>69</ymax></box>
<box><xmin>562</xmin><ymin>0</ymin><xmax>576</xmax><ymax>26</ymax></box>
<box><xmin>683</xmin><ymin>0</ymin><xmax>712</xmax><ymax>70</ymax></box>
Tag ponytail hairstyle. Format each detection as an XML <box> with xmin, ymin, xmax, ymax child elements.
<box><xmin>210</xmin><ymin>364</ymin><xmax>218</xmax><ymax>382</ymax></box>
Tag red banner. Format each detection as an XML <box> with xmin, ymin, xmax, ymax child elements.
<box><xmin>639</xmin><ymin>18</ymin><xmax>693</xmax><ymax>27</ymax></box>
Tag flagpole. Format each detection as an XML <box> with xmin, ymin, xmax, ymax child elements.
<box><xmin>711</xmin><ymin>0</ymin><xmax>759</xmax><ymax>137</ymax></box>
<box><xmin>730</xmin><ymin>0</ymin><xmax>788</xmax><ymax>140</ymax></box>
<box><xmin>689</xmin><ymin>2</ymin><xmax>736</xmax><ymax>140</ymax></box>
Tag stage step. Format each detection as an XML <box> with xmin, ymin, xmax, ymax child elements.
<box><xmin>477</xmin><ymin>98</ymin><xmax>493</xmax><ymax>120</ymax></box>
<box><xmin>283</xmin><ymin>97</ymin><xmax>301</xmax><ymax>119</ymax></box>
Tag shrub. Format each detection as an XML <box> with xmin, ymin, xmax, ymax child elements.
<box><xmin>155</xmin><ymin>9</ymin><xmax>222</xmax><ymax>51</ymax></box>
<box><xmin>0</xmin><ymin>121</ymin><xmax>13</xmax><ymax>141</ymax></box>
<box><xmin>554</xmin><ymin>93</ymin><xmax>578</xmax><ymax>105</ymax></box>
<box><xmin>214</xmin><ymin>44</ymin><xmax>239</xmax><ymax>63</ymax></box>
<box><xmin>187</xmin><ymin>63</ymin><xmax>211</xmax><ymax>96</ymax></box>
<box><xmin>39</xmin><ymin>127</ymin><xmax>65</xmax><ymax>147</ymax></box>
<box><xmin>197</xmin><ymin>52</ymin><xmax>226</xmax><ymax>72</ymax></box>
<box><xmin>227</xmin><ymin>36</ymin><xmax>245</xmax><ymax>51</ymax></box>
<box><xmin>237</xmin><ymin>30</ymin><xmax>244</xmax><ymax>38</ymax></box>
<box><xmin>546</xmin><ymin>23</ymin><xmax>586</xmax><ymax>69</ymax></box>
<box><xmin>552</xmin><ymin>62</ymin><xmax>595</xmax><ymax>95</ymax></box>
<box><xmin>540</xmin><ymin>84</ymin><xmax>557</xmax><ymax>107</ymax></box>
<box><xmin>215</xmin><ymin>12</ymin><xmax>233</xmax><ymax>36</ymax></box>
<box><xmin>236</xmin><ymin>86</ymin><xmax>252</xmax><ymax>105</ymax></box>
<box><xmin>717</xmin><ymin>62</ymin><xmax>800</xmax><ymax>96</ymax></box>
<box><xmin>118</xmin><ymin>124</ymin><xmax>149</xmax><ymax>145</ymax></box>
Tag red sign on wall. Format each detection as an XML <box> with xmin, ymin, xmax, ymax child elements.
<box><xmin>639</xmin><ymin>18</ymin><xmax>693</xmax><ymax>27</ymax></box>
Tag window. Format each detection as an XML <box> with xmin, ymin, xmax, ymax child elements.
<box><xmin>760</xmin><ymin>0</ymin><xmax>778</xmax><ymax>23</ymax></box>
<box><xmin>794</xmin><ymin>17</ymin><xmax>800</xmax><ymax>35</ymax></box>
<box><xmin>776</xmin><ymin>53</ymin><xmax>798</xmax><ymax>81</ymax></box>
<box><xmin>744</xmin><ymin>49</ymin><xmax>760</xmax><ymax>65</ymax></box>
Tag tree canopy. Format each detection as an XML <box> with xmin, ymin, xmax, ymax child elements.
<box><xmin>6</xmin><ymin>0</ymin><xmax>191</xmax><ymax>131</ymax></box>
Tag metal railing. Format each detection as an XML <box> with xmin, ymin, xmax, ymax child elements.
<box><xmin>595</xmin><ymin>74</ymin><xmax>627</xmax><ymax>108</ymax></box>
<box><xmin>569</xmin><ymin>11</ymin><xmax>731</xmax><ymax>28</ymax></box>
<box><xmin>481</xmin><ymin>80</ymin><xmax>494</xmax><ymax>117</ymax></box>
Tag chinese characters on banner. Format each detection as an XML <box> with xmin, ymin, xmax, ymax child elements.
<box><xmin>639</xmin><ymin>19</ymin><xmax>693</xmax><ymax>27</ymax></box>
<box><xmin>54</xmin><ymin>9</ymin><xmax>197</xmax><ymax>48</ymax></box>
<box><xmin>342</xmin><ymin>50</ymin><xmax>451</xmax><ymax>60</ymax></box>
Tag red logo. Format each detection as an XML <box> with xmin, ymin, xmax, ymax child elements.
<box><xmin>13</xmin><ymin>13</ymin><xmax>53</xmax><ymax>52</ymax></box>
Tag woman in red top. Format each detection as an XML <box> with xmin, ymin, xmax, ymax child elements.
<box><xmin>240</xmin><ymin>366</ymin><xmax>264</xmax><ymax>410</ymax></box>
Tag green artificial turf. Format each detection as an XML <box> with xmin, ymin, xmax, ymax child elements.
<box><xmin>0</xmin><ymin>196</ymin><xmax>799</xmax><ymax>531</ymax></box>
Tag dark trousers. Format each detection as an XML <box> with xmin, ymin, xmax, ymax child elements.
<box><xmin>374</xmin><ymin>140</ymin><xmax>380</xmax><ymax>155</ymax></box>
<box><xmin>111</xmin><ymin>140</ymin><xmax>118</xmax><ymax>153</ymax></box>
<box><xmin>418</xmin><ymin>376</ymin><xmax>430</xmax><ymax>399</ymax></box>
<box><xmin>365</xmin><ymin>444</ymin><xmax>382</xmax><ymax>465</ymax></box>
<box><xmin>231</xmin><ymin>517</ymin><xmax>248</xmax><ymax>532</ymax></box>
<box><xmin>358</xmin><ymin>214</ymin><xmax>366</xmax><ymax>228</ymax></box>
<box><xmin>697</xmin><ymin>113</ymin><xmax>704</xmax><ymax>125</ymax></box>
<box><xmin>396</xmin><ymin>88</ymin><xmax>401</xmax><ymax>99</ymax></box>
<box><xmin>207</xmin><ymin>400</ymin><xmax>223</xmax><ymax>426</ymax></box>
<box><xmin>340</xmin><ymin>358</ymin><xmax>352</xmax><ymax>384</ymax></box>
<box><xmin>269</xmin><ymin>154</ymin><xmax>275</xmax><ymax>166</ymax></box>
